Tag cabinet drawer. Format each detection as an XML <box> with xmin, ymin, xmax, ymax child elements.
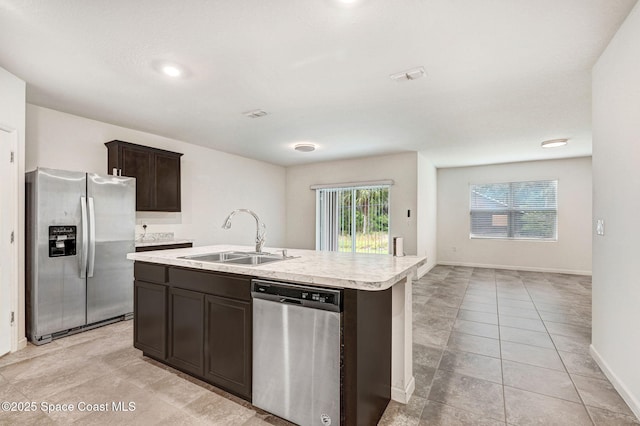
<box><xmin>168</xmin><ymin>267</ymin><xmax>251</xmax><ymax>301</ymax></box>
<box><xmin>134</xmin><ymin>262</ymin><xmax>167</xmax><ymax>284</ymax></box>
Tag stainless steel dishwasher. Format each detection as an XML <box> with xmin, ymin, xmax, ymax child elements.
<box><xmin>252</xmin><ymin>279</ymin><xmax>342</xmax><ymax>426</ymax></box>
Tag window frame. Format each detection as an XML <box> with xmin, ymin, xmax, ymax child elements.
<box><xmin>314</xmin><ymin>184</ymin><xmax>392</xmax><ymax>254</ymax></box>
<box><xmin>469</xmin><ymin>179</ymin><xmax>558</xmax><ymax>241</ymax></box>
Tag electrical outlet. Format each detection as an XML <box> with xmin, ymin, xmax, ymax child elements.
<box><xmin>596</xmin><ymin>219</ymin><xmax>605</xmax><ymax>236</ymax></box>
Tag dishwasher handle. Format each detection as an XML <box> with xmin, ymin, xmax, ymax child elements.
<box><xmin>279</xmin><ymin>297</ymin><xmax>302</xmax><ymax>305</ymax></box>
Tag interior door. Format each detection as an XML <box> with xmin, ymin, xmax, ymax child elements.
<box><xmin>86</xmin><ymin>173</ymin><xmax>135</xmax><ymax>324</ymax></box>
<box><xmin>0</xmin><ymin>130</ymin><xmax>15</xmax><ymax>356</ymax></box>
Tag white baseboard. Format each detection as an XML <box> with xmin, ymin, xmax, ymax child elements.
<box><xmin>417</xmin><ymin>263</ymin><xmax>436</xmax><ymax>279</ymax></box>
<box><xmin>437</xmin><ymin>261</ymin><xmax>592</xmax><ymax>276</ymax></box>
<box><xmin>391</xmin><ymin>376</ymin><xmax>415</xmax><ymax>404</ymax></box>
<box><xmin>590</xmin><ymin>345</ymin><xmax>640</xmax><ymax>420</ymax></box>
<box><xmin>17</xmin><ymin>336</ymin><xmax>27</xmax><ymax>351</ymax></box>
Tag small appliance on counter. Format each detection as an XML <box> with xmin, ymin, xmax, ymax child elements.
<box><xmin>26</xmin><ymin>167</ymin><xmax>136</xmax><ymax>345</ymax></box>
<box><xmin>392</xmin><ymin>236</ymin><xmax>405</xmax><ymax>257</ymax></box>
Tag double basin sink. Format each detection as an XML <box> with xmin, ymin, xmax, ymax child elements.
<box><xmin>179</xmin><ymin>251</ymin><xmax>290</xmax><ymax>266</ymax></box>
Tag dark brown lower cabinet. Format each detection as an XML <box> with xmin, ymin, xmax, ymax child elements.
<box><xmin>204</xmin><ymin>295</ymin><xmax>252</xmax><ymax>399</ymax></box>
<box><xmin>133</xmin><ymin>280</ymin><xmax>167</xmax><ymax>360</ymax></box>
<box><xmin>168</xmin><ymin>288</ymin><xmax>204</xmax><ymax>376</ymax></box>
<box><xmin>132</xmin><ymin>261</ymin><xmax>393</xmax><ymax>423</ymax></box>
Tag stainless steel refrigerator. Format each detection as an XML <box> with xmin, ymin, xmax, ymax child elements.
<box><xmin>26</xmin><ymin>167</ymin><xmax>136</xmax><ymax>345</ymax></box>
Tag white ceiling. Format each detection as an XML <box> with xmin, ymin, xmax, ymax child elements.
<box><xmin>0</xmin><ymin>0</ymin><xmax>636</xmax><ymax>167</ymax></box>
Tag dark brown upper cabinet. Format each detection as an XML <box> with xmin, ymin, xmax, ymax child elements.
<box><xmin>105</xmin><ymin>140</ymin><xmax>183</xmax><ymax>212</ymax></box>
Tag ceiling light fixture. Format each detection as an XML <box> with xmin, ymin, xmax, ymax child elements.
<box><xmin>541</xmin><ymin>138</ymin><xmax>569</xmax><ymax>148</ymax></box>
<box><xmin>243</xmin><ymin>109</ymin><xmax>268</xmax><ymax>118</ymax></box>
<box><xmin>390</xmin><ymin>66</ymin><xmax>426</xmax><ymax>82</ymax></box>
<box><xmin>161</xmin><ymin>64</ymin><xmax>183</xmax><ymax>78</ymax></box>
<box><xmin>294</xmin><ymin>143</ymin><xmax>316</xmax><ymax>153</ymax></box>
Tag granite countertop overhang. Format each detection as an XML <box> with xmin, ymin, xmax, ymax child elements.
<box><xmin>127</xmin><ymin>244</ymin><xmax>426</xmax><ymax>291</ymax></box>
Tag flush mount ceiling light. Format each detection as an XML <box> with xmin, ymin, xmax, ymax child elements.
<box><xmin>389</xmin><ymin>66</ymin><xmax>426</xmax><ymax>82</ymax></box>
<box><xmin>541</xmin><ymin>138</ymin><xmax>569</xmax><ymax>148</ymax></box>
<box><xmin>161</xmin><ymin>64</ymin><xmax>183</xmax><ymax>78</ymax></box>
<box><xmin>294</xmin><ymin>143</ymin><xmax>316</xmax><ymax>153</ymax></box>
<box><xmin>243</xmin><ymin>109</ymin><xmax>268</xmax><ymax>118</ymax></box>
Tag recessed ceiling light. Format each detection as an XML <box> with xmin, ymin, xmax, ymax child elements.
<box><xmin>294</xmin><ymin>143</ymin><xmax>316</xmax><ymax>153</ymax></box>
<box><xmin>161</xmin><ymin>64</ymin><xmax>183</xmax><ymax>78</ymax></box>
<box><xmin>390</xmin><ymin>66</ymin><xmax>426</xmax><ymax>82</ymax></box>
<box><xmin>541</xmin><ymin>138</ymin><xmax>569</xmax><ymax>148</ymax></box>
<box><xmin>243</xmin><ymin>109</ymin><xmax>268</xmax><ymax>118</ymax></box>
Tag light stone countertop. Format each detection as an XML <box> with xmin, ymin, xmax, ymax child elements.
<box><xmin>127</xmin><ymin>244</ymin><xmax>427</xmax><ymax>291</ymax></box>
<box><xmin>135</xmin><ymin>239</ymin><xmax>194</xmax><ymax>248</ymax></box>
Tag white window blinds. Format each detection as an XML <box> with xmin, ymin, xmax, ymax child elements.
<box><xmin>470</xmin><ymin>180</ymin><xmax>558</xmax><ymax>240</ymax></box>
<box><xmin>316</xmin><ymin>185</ymin><xmax>390</xmax><ymax>254</ymax></box>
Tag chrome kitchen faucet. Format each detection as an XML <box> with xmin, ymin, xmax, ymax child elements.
<box><xmin>222</xmin><ymin>209</ymin><xmax>266</xmax><ymax>253</ymax></box>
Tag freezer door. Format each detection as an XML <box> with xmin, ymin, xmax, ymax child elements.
<box><xmin>29</xmin><ymin>168</ymin><xmax>87</xmax><ymax>339</ymax></box>
<box><xmin>86</xmin><ymin>173</ymin><xmax>135</xmax><ymax>324</ymax></box>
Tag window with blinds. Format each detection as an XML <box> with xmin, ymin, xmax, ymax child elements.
<box><xmin>316</xmin><ymin>185</ymin><xmax>390</xmax><ymax>254</ymax></box>
<box><xmin>469</xmin><ymin>180</ymin><xmax>558</xmax><ymax>240</ymax></box>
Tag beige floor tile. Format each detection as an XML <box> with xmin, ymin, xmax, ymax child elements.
<box><xmin>500</xmin><ymin>341</ymin><xmax>564</xmax><ymax>371</ymax></box>
<box><xmin>550</xmin><ymin>333</ymin><xmax>591</xmax><ymax>355</ymax></box>
<box><xmin>498</xmin><ymin>315</ymin><xmax>546</xmax><ymax>332</ymax></box>
<box><xmin>446</xmin><ymin>331</ymin><xmax>501</xmax><ymax>358</ymax></box>
<box><xmin>184</xmin><ymin>392</ymin><xmax>256</xmax><ymax>424</ymax></box>
<box><xmin>459</xmin><ymin>301</ymin><xmax>498</xmax><ymax>314</ymax></box>
<box><xmin>502</xmin><ymin>360</ymin><xmax>580</xmax><ymax>402</ymax></box>
<box><xmin>504</xmin><ymin>386</ymin><xmax>592</xmax><ymax>426</ymax></box>
<box><xmin>418</xmin><ymin>401</ymin><xmax>505</xmax><ymax>426</ymax></box>
<box><xmin>586</xmin><ymin>406</ymin><xmax>640</xmax><ymax>425</ymax></box>
<box><xmin>558</xmin><ymin>351</ymin><xmax>606</xmax><ymax>379</ymax></box>
<box><xmin>452</xmin><ymin>319</ymin><xmax>499</xmax><ymax>339</ymax></box>
<box><xmin>499</xmin><ymin>326</ymin><xmax>554</xmax><ymax>349</ymax></box>
<box><xmin>438</xmin><ymin>349</ymin><xmax>502</xmax><ymax>384</ymax></box>
<box><xmin>413</xmin><ymin>343</ymin><xmax>443</xmax><ymax>369</ymax></box>
<box><xmin>457</xmin><ymin>309</ymin><xmax>499</xmax><ymax>325</ymax></box>
<box><xmin>428</xmin><ymin>370</ymin><xmax>505</xmax><ymax>422</ymax></box>
<box><xmin>571</xmin><ymin>374</ymin><xmax>636</xmax><ymax>417</ymax></box>
<box><xmin>378</xmin><ymin>395</ymin><xmax>426</xmax><ymax>426</ymax></box>
<box><xmin>495</xmin><ymin>306</ymin><xmax>540</xmax><ymax>319</ymax></box>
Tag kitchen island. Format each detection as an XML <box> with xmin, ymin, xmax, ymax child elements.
<box><xmin>127</xmin><ymin>245</ymin><xmax>426</xmax><ymax>425</ymax></box>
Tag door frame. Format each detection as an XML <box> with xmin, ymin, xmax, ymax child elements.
<box><xmin>0</xmin><ymin>123</ymin><xmax>19</xmax><ymax>354</ymax></box>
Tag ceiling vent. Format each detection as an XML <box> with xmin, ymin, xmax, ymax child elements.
<box><xmin>389</xmin><ymin>66</ymin><xmax>426</xmax><ymax>82</ymax></box>
<box><xmin>244</xmin><ymin>109</ymin><xmax>268</xmax><ymax>118</ymax></box>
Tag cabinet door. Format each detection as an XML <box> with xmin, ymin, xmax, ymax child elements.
<box><xmin>120</xmin><ymin>145</ymin><xmax>153</xmax><ymax>211</ymax></box>
<box><xmin>205</xmin><ymin>295</ymin><xmax>252</xmax><ymax>399</ymax></box>
<box><xmin>134</xmin><ymin>281</ymin><xmax>167</xmax><ymax>360</ymax></box>
<box><xmin>168</xmin><ymin>288</ymin><xmax>204</xmax><ymax>376</ymax></box>
<box><xmin>154</xmin><ymin>152</ymin><xmax>181</xmax><ymax>212</ymax></box>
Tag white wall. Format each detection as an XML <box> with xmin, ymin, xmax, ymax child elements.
<box><xmin>0</xmin><ymin>66</ymin><xmax>26</xmax><ymax>351</ymax></box>
<box><xmin>437</xmin><ymin>157</ymin><xmax>592</xmax><ymax>274</ymax></box>
<box><xmin>417</xmin><ymin>152</ymin><xmax>437</xmax><ymax>275</ymax></box>
<box><xmin>285</xmin><ymin>152</ymin><xmax>418</xmax><ymax>254</ymax></box>
<box><xmin>26</xmin><ymin>105</ymin><xmax>287</xmax><ymax>248</ymax></box>
<box><xmin>591</xmin><ymin>2</ymin><xmax>640</xmax><ymax>418</ymax></box>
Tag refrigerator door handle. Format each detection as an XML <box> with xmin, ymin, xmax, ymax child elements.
<box><xmin>87</xmin><ymin>197</ymin><xmax>96</xmax><ymax>278</ymax></box>
<box><xmin>80</xmin><ymin>196</ymin><xmax>88</xmax><ymax>278</ymax></box>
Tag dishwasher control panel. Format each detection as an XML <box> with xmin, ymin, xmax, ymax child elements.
<box><xmin>252</xmin><ymin>280</ymin><xmax>342</xmax><ymax>312</ymax></box>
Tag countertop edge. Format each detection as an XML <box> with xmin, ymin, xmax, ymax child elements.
<box><xmin>127</xmin><ymin>245</ymin><xmax>426</xmax><ymax>291</ymax></box>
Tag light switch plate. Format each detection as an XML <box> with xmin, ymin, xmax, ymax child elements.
<box><xmin>596</xmin><ymin>219</ymin><xmax>605</xmax><ymax>236</ymax></box>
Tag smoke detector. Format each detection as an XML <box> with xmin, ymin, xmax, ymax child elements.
<box><xmin>390</xmin><ymin>67</ymin><xmax>426</xmax><ymax>82</ymax></box>
<box><xmin>244</xmin><ymin>109</ymin><xmax>268</xmax><ymax>118</ymax></box>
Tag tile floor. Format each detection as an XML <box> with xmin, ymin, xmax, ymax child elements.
<box><xmin>0</xmin><ymin>266</ymin><xmax>638</xmax><ymax>425</ymax></box>
<box><xmin>379</xmin><ymin>266</ymin><xmax>639</xmax><ymax>426</ymax></box>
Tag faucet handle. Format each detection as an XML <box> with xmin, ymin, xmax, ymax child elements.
<box><xmin>279</xmin><ymin>249</ymin><xmax>288</xmax><ymax>258</ymax></box>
